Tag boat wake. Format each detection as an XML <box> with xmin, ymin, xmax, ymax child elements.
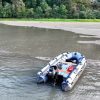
<box><xmin>35</xmin><ymin>56</ymin><xmax>52</xmax><ymax>61</ymax></box>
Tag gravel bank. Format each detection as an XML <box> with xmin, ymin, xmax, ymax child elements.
<box><xmin>0</xmin><ymin>21</ymin><xmax>100</xmax><ymax>37</ymax></box>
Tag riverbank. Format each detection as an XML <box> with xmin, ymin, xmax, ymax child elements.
<box><xmin>0</xmin><ymin>21</ymin><xmax>100</xmax><ymax>37</ymax></box>
<box><xmin>0</xmin><ymin>18</ymin><xmax>100</xmax><ymax>22</ymax></box>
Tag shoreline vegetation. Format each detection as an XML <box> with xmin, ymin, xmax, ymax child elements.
<box><xmin>0</xmin><ymin>0</ymin><xmax>100</xmax><ymax>19</ymax></box>
<box><xmin>0</xmin><ymin>18</ymin><xmax>100</xmax><ymax>22</ymax></box>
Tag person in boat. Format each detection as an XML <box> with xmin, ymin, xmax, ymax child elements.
<box><xmin>49</xmin><ymin>62</ymin><xmax>75</xmax><ymax>86</ymax></box>
<box><xmin>65</xmin><ymin>52</ymin><xmax>83</xmax><ymax>64</ymax></box>
<box><xmin>48</xmin><ymin>65</ymin><xmax>57</xmax><ymax>76</ymax></box>
<box><xmin>48</xmin><ymin>63</ymin><xmax>62</xmax><ymax>85</ymax></box>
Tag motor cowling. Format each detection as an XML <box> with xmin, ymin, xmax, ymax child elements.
<box><xmin>61</xmin><ymin>81</ymin><xmax>69</xmax><ymax>91</ymax></box>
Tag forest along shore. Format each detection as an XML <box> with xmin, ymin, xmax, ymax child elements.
<box><xmin>0</xmin><ymin>21</ymin><xmax>100</xmax><ymax>37</ymax></box>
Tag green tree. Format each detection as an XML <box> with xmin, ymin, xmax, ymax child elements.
<box><xmin>68</xmin><ymin>3</ymin><xmax>77</xmax><ymax>18</ymax></box>
<box><xmin>51</xmin><ymin>0</ymin><xmax>62</xmax><ymax>6</ymax></box>
<box><xmin>2</xmin><ymin>2</ymin><xmax>12</xmax><ymax>18</ymax></box>
<box><xmin>35</xmin><ymin>6</ymin><xmax>43</xmax><ymax>18</ymax></box>
<box><xmin>11</xmin><ymin>4</ymin><xmax>17</xmax><ymax>17</ymax></box>
<box><xmin>93</xmin><ymin>10</ymin><xmax>100</xmax><ymax>19</ymax></box>
<box><xmin>40</xmin><ymin>0</ymin><xmax>52</xmax><ymax>17</ymax></box>
<box><xmin>40</xmin><ymin>0</ymin><xmax>48</xmax><ymax>11</ymax></box>
<box><xmin>52</xmin><ymin>5</ymin><xmax>59</xmax><ymax>18</ymax></box>
<box><xmin>44</xmin><ymin>6</ymin><xmax>52</xmax><ymax>17</ymax></box>
<box><xmin>46</xmin><ymin>0</ymin><xmax>52</xmax><ymax>6</ymax></box>
<box><xmin>13</xmin><ymin>0</ymin><xmax>25</xmax><ymax>18</ymax></box>
<box><xmin>73</xmin><ymin>12</ymin><xmax>79</xmax><ymax>19</ymax></box>
<box><xmin>0</xmin><ymin>5</ymin><xmax>3</xmax><ymax>17</ymax></box>
<box><xmin>25</xmin><ymin>8</ymin><xmax>34</xmax><ymax>17</ymax></box>
<box><xmin>79</xmin><ymin>11</ymin><xmax>87</xmax><ymax>19</ymax></box>
<box><xmin>58</xmin><ymin>4</ymin><xmax>67</xmax><ymax>18</ymax></box>
<box><xmin>66</xmin><ymin>0</ymin><xmax>73</xmax><ymax>10</ymax></box>
<box><xmin>24</xmin><ymin>0</ymin><xmax>37</xmax><ymax>8</ymax></box>
<box><xmin>16</xmin><ymin>7</ymin><xmax>26</xmax><ymax>18</ymax></box>
<box><xmin>0</xmin><ymin>0</ymin><xmax>100</xmax><ymax>19</ymax></box>
<box><xmin>86</xmin><ymin>9</ymin><xmax>95</xmax><ymax>19</ymax></box>
<box><xmin>79</xmin><ymin>4</ymin><xmax>86</xmax><ymax>11</ymax></box>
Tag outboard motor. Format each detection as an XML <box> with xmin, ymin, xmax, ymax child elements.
<box><xmin>61</xmin><ymin>81</ymin><xmax>69</xmax><ymax>91</ymax></box>
<box><xmin>37</xmin><ymin>72</ymin><xmax>48</xmax><ymax>83</ymax></box>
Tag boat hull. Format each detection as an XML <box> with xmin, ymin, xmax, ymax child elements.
<box><xmin>36</xmin><ymin>52</ymin><xmax>86</xmax><ymax>91</ymax></box>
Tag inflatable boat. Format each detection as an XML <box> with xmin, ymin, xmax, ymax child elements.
<box><xmin>36</xmin><ymin>52</ymin><xmax>86</xmax><ymax>91</ymax></box>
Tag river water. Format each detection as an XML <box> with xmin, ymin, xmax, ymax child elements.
<box><xmin>0</xmin><ymin>24</ymin><xmax>100</xmax><ymax>100</ymax></box>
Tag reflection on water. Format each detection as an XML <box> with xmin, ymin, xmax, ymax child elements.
<box><xmin>0</xmin><ymin>24</ymin><xmax>100</xmax><ymax>100</ymax></box>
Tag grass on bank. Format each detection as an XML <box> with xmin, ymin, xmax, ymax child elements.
<box><xmin>0</xmin><ymin>18</ymin><xmax>100</xmax><ymax>22</ymax></box>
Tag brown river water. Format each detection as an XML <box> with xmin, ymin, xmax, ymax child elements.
<box><xmin>0</xmin><ymin>24</ymin><xmax>100</xmax><ymax>100</ymax></box>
